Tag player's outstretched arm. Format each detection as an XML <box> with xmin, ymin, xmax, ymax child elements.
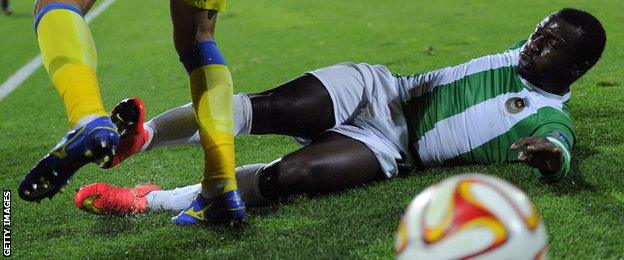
<box><xmin>511</xmin><ymin>137</ymin><xmax>564</xmax><ymax>171</ymax></box>
<box><xmin>511</xmin><ymin>133</ymin><xmax>572</xmax><ymax>182</ymax></box>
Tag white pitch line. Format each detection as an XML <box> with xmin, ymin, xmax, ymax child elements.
<box><xmin>0</xmin><ymin>0</ymin><xmax>117</xmax><ymax>101</ymax></box>
<box><xmin>0</xmin><ymin>56</ymin><xmax>42</xmax><ymax>101</ymax></box>
<box><xmin>84</xmin><ymin>0</ymin><xmax>116</xmax><ymax>23</ymax></box>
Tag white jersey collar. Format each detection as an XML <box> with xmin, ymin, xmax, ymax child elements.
<box><xmin>518</xmin><ymin>76</ymin><xmax>571</xmax><ymax>103</ymax></box>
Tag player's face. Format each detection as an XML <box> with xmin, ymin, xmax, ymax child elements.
<box><xmin>517</xmin><ymin>14</ymin><xmax>584</xmax><ymax>93</ymax></box>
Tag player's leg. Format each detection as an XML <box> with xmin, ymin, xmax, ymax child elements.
<box><xmin>75</xmin><ymin>164</ymin><xmax>264</xmax><ymax>214</ymax></box>
<box><xmin>248</xmin><ymin>74</ymin><xmax>335</xmax><ymax>139</ymax></box>
<box><xmin>108</xmin><ymin>74</ymin><xmax>336</xmax><ymax>166</ymax></box>
<box><xmin>75</xmin><ymin>133</ymin><xmax>380</xmax><ymax>214</ymax></box>
<box><xmin>169</xmin><ymin>0</ymin><xmax>245</xmax><ymax>225</ymax></box>
<box><xmin>107</xmin><ymin>94</ymin><xmax>250</xmax><ymax>163</ymax></box>
<box><xmin>75</xmin><ymin>166</ymin><xmax>260</xmax><ymax>214</ymax></box>
<box><xmin>169</xmin><ymin>132</ymin><xmax>380</xmax><ymax>211</ymax></box>
<box><xmin>154</xmin><ymin>73</ymin><xmax>334</xmax><ymax>143</ymax></box>
<box><xmin>2</xmin><ymin>0</ymin><xmax>11</xmax><ymax>15</ymax></box>
<box><xmin>133</xmin><ymin>62</ymin><xmax>363</xmax><ymax>152</ymax></box>
<box><xmin>19</xmin><ymin>0</ymin><xmax>119</xmax><ymax>202</ymax></box>
<box><xmin>260</xmin><ymin>132</ymin><xmax>381</xmax><ymax>197</ymax></box>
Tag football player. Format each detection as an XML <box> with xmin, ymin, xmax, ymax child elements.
<box><xmin>74</xmin><ymin>8</ymin><xmax>606</xmax><ymax>215</ymax></box>
<box><xmin>2</xmin><ymin>0</ymin><xmax>11</xmax><ymax>15</ymax></box>
<box><xmin>20</xmin><ymin>0</ymin><xmax>245</xmax><ymax>225</ymax></box>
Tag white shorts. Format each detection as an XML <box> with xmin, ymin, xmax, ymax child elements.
<box><xmin>302</xmin><ymin>62</ymin><xmax>413</xmax><ymax>178</ymax></box>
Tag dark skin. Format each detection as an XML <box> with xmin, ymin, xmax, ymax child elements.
<box><xmin>82</xmin><ymin>11</ymin><xmax>598</xmax><ymax>205</ymax></box>
<box><xmin>33</xmin><ymin>0</ymin><xmax>379</xmax><ymax>195</ymax></box>
<box><xmin>511</xmin><ymin>137</ymin><xmax>563</xmax><ymax>174</ymax></box>
<box><xmin>70</xmin><ymin>9</ymin><xmax>590</xmax><ymax>198</ymax></box>
<box><xmin>262</xmin><ymin>12</ymin><xmax>589</xmax><ymax>186</ymax></box>
<box><xmin>513</xmin><ymin>12</ymin><xmax>590</xmax><ymax>174</ymax></box>
<box><xmin>517</xmin><ymin>14</ymin><xmax>586</xmax><ymax>94</ymax></box>
<box><xmin>183</xmin><ymin>12</ymin><xmax>591</xmax><ymax>192</ymax></box>
<box><xmin>248</xmin><ymin>75</ymin><xmax>381</xmax><ymax>193</ymax></box>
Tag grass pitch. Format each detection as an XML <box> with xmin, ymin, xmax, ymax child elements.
<box><xmin>1</xmin><ymin>0</ymin><xmax>623</xmax><ymax>258</ymax></box>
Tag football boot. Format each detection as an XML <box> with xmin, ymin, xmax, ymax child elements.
<box><xmin>104</xmin><ymin>98</ymin><xmax>149</xmax><ymax>168</ymax></box>
<box><xmin>74</xmin><ymin>182</ymin><xmax>161</xmax><ymax>214</ymax></box>
<box><xmin>19</xmin><ymin>117</ymin><xmax>119</xmax><ymax>202</ymax></box>
<box><xmin>171</xmin><ymin>189</ymin><xmax>246</xmax><ymax>226</ymax></box>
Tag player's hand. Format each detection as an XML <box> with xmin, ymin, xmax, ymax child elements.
<box><xmin>511</xmin><ymin>137</ymin><xmax>563</xmax><ymax>174</ymax></box>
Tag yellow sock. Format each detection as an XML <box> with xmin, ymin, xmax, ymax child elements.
<box><xmin>190</xmin><ymin>65</ymin><xmax>237</xmax><ymax>195</ymax></box>
<box><xmin>35</xmin><ymin>3</ymin><xmax>107</xmax><ymax>129</ymax></box>
<box><xmin>182</xmin><ymin>41</ymin><xmax>237</xmax><ymax>197</ymax></box>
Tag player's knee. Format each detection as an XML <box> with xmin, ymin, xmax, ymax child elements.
<box><xmin>194</xmin><ymin>30</ymin><xmax>214</xmax><ymax>43</ymax></box>
<box><xmin>278</xmin><ymin>158</ymin><xmax>327</xmax><ymax>191</ymax></box>
<box><xmin>33</xmin><ymin>0</ymin><xmax>95</xmax><ymax>15</ymax></box>
<box><xmin>194</xmin><ymin>11</ymin><xmax>218</xmax><ymax>41</ymax></box>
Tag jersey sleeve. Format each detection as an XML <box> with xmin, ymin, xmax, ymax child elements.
<box><xmin>531</xmin><ymin>119</ymin><xmax>575</xmax><ymax>182</ymax></box>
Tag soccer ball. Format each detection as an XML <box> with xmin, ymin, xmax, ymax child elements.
<box><xmin>395</xmin><ymin>174</ymin><xmax>548</xmax><ymax>260</ymax></box>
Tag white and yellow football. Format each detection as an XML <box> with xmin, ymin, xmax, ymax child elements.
<box><xmin>396</xmin><ymin>174</ymin><xmax>548</xmax><ymax>260</ymax></box>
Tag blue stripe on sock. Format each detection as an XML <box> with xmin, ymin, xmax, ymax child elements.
<box><xmin>34</xmin><ymin>3</ymin><xmax>84</xmax><ymax>32</ymax></box>
<box><xmin>179</xmin><ymin>41</ymin><xmax>226</xmax><ymax>75</ymax></box>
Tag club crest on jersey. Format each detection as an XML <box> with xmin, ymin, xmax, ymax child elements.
<box><xmin>505</xmin><ymin>97</ymin><xmax>527</xmax><ymax>114</ymax></box>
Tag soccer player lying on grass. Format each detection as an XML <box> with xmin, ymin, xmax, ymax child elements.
<box><xmin>74</xmin><ymin>8</ymin><xmax>606</xmax><ymax>217</ymax></box>
<box><xmin>22</xmin><ymin>0</ymin><xmax>246</xmax><ymax>225</ymax></box>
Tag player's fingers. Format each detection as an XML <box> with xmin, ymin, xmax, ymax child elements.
<box><xmin>527</xmin><ymin>142</ymin><xmax>561</xmax><ymax>153</ymax></box>
<box><xmin>552</xmin><ymin>147</ymin><xmax>562</xmax><ymax>156</ymax></box>
<box><xmin>526</xmin><ymin>143</ymin><xmax>547</xmax><ymax>152</ymax></box>
<box><xmin>525</xmin><ymin>139</ymin><xmax>556</xmax><ymax>152</ymax></box>
<box><xmin>511</xmin><ymin>138</ymin><xmax>526</xmax><ymax>150</ymax></box>
<box><xmin>518</xmin><ymin>151</ymin><xmax>530</xmax><ymax>162</ymax></box>
<box><xmin>511</xmin><ymin>137</ymin><xmax>534</xmax><ymax>150</ymax></box>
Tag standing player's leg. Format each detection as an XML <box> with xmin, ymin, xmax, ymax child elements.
<box><xmin>19</xmin><ymin>0</ymin><xmax>119</xmax><ymax>202</ymax></box>
<box><xmin>168</xmin><ymin>0</ymin><xmax>244</xmax><ymax>225</ymax></box>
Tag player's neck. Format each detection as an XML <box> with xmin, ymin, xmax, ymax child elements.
<box><xmin>519</xmin><ymin>76</ymin><xmax>570</xmax><ymax>96</ymax></box>
<box><xmin>538</xmin><ymin>83</ymin><xmax>570</xmax><ymax>95</ymax></box>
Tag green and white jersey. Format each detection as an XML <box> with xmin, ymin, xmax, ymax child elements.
<box><xmin>399</xmin><ymin>41</ymin><xmax>574</xmax><ymax>180</ymax></box>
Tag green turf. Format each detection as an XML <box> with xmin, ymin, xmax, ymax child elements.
<box><xmin>1</xmin><ymin>0</ymin><xmax>623</xmax><ymax>258</ymax></box>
